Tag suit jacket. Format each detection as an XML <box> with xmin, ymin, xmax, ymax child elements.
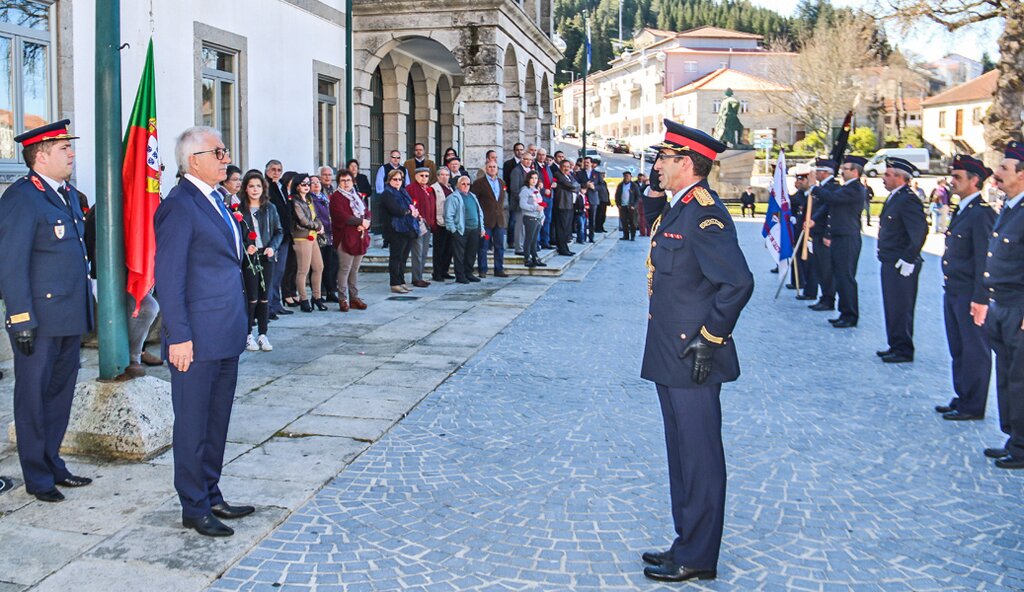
<box><xmin>819</xmin><ymin>179</ymin><xmax>865</xmax><ymax>237</ymax></box>
<box><xmin>268</xmin><ymin>180</ymin><xmax>293</xmax><ymax>240</ymax></box>
<box><xmin>790</xmin><ymin>189</ymin><xmax>808</xmax><ymax>234</ymax></box>
<box><xmin>471</xmin><ymin>175</ymin><xmax>507</xmax><ymax>228</ymax></box>
<box><xmin>0</xmin><ymin>171</ymin><xmax>93</xmax><ymax>337</ymax></box>
<box><xmin>154</xmin><ymin>177</ymin><xmax>248</xmax><ymax>361</ymax></box>
<box><xmin>943</xmin><ymin>195</ymin><xmax>996</xmax><ymax>304</ymax></box>
<box><xmin>615</xmin><ymin>181</ymin><xmax>641</xmax><ymax>207</ymax></box>
<box><xmin>509</xmin><ymin>164</ymin><xmax>535</xmax><ymax>212</ymax></box>
<box><xmin>641</xmin><ymin>180</ymin><xmax>754</xmax><ymax>388</ymax></box>
<box><xmin>553</xmin><ymin>168</ymin><xmax>580</xmax><ymax>210</ymax></box>
<box><xmin>404</xmin><ymin>158</ymin><xmax>437</xmax><ymax>185</ymax></box>
<box><xmin>877</xmin><ymin>184</ymin><xmax>928</xmax><ymax>264</ymax></box>
<box><xmin>502</xmin><ymin>157</ymin><xmax>519</xmax><ymax>189</ymax></box>
<box><xmin>984</xmin><ymin>200</ymin><xmax>1024</xmax><ymax>302</ymax></box>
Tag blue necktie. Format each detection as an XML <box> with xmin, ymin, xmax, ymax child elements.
<box><xmin>212</xmin><ymin>192</ymin><xmax>239</xmax><ymax>257</ymax></box>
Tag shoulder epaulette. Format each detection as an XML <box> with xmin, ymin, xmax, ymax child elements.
<box><xmin>29</xmin><ymin>176</ymin><xmax>44</xmax><ymax>192</ymax></box>
<box><xmin>681</xmin><ymin>186</ymin><xmax>714</xmax><ymax>207</ymax></box>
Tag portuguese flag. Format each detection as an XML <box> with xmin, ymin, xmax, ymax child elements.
<box><xmin>122</xmin><ymin>40</ymin><xmax>161</xmax><ymax>317</ymax></box>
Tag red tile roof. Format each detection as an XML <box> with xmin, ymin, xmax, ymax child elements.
<box><xmin>922</xmin><ymin>70</ymin><xmax>998</xmax><ymax>106</ymax></box>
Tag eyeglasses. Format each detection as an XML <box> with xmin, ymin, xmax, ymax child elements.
<box><xmin>658</xmin><ymin>154</ymin><xmax>688</xmax><ymax>161</ymax></box>
<box><xmin>298</xmin><ymin>182</ymin><xmax>310</xmax><ymax>187</ymax></box>
<box><xmin>339</xmin><ymin>178</ymin><xmax>353</xmax><ymax>183</ymax></box>
<box><xmin>390</xmin><ymin>155</ymin><xmax>401</xmax><ymax>160</ymax></box>
<box><xmin>193</xmin><ymin>147</ymin><xmax>230</xmax><ymax>160</ymax></box>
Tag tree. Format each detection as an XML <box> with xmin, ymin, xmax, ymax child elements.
<box><xmin>849</xmin><ymin>127</ymin><xmax>879</xmax><ymax>154</ymax></box>
<box><xmin>880</xmin><ymin>0</ymin><xmax>1023</xmax><ymax>159</ymax></box>
<box><xmin>981</xmin><ymin>51</ymin><xmax>997</xmax><ymax>72</ymax></box>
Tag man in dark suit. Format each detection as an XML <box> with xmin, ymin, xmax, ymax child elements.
<box><xmin>502</xmin><ymin>142</ymin><xmax>524</xmax><ymax>189</ymax></box>
<box><xmin>615</xmin><ymin>171</ymin><xmax>641</xmax><ymax>240</ymax></box>
<box><xmin>935</xmin><ymin>155</ymin><xmax>996</xmax><ymax>421</ymax></box>
<box><xmin>594</xmin><ymin>163</ymin><xmax>610</xmax><ymax>233</ymax></box>
<box><xmin>789</xmin><ymin>164</ymin><xmax>816</xmax><ymax>300</ymax></box>
<box><xmin>807</xmin><ymin>158</ymin><xmax>839</xmax><ymax>312</ymax></box>
<box><xmin>265</xmin><ymin>160</ymin><xmax>294</xmax><ymax>318</ymax></box>
<box><xmin>876</xmin><ymin>157</ymin><xmax>928</xmax><ymax>363</ymax></box>
<box><xmin>641</xmin><ymin>120</ymin><xmax>754</xmax><ymax>583</ymax></box>
<box><xmin>0</xmin><ymin>120</ymin><xmax>93</xmax><ymax>503</ymax></box>
<box><xmin>155</xmin><ymin>126</ymin><xmax>253</xmax><ymax>536</ymax></box>
<box><xmin>739</xmin><ymin>186</ymin><xmax>755</xmax><ymax>218</ymax></box>
<box><xmin>470</xmin><ymin>161</ymin><xmax>509</xmax><ymax>277</ymax></box>
<box><xmin>575</xmin><ymin>158</ymin><xmax>603</xmax><ymax>242</ymax></box>
<box><xmin>818</xmin><ymin>155</ymin><xmax>867</xmax><ymax>328</ymax></box>
<box><xmin>552</xmin><ymin>159</ymin><xmax>579</xmax><ymax>256</ymax></box>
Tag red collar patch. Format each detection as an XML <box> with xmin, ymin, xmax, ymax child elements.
<box><xmin>30</xmin><ymin>176</ymin><xmax>44</xmax><ymax>192</ymax></box>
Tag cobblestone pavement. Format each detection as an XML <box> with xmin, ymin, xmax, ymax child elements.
<box><xmin>213</xmin><ymin>222</ymin><xmax>1023</xmax><ymax>592</ymax></box>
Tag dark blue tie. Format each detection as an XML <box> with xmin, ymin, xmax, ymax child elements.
<box><xmin>212</xmin><ymin>192</ymin><xmax>239</xmax><ymax>257</ymax></box>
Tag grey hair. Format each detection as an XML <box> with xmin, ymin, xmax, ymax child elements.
<box><xmin>894</xmin><ymin>169</ymin><xmax>912</xmax><ymax>182</ymax></box>
<box><xmin>319</xmin><ymin>165</ymin><xmax>334</xmax><ymax>175</ymax></box>
<box><xmin>175</xmin><ymin>126</ymin><xmax>221</xmax><ymax>174</ymax></box>
<box><xmin>455</xmin><ymin>175</ymin><xmax>471</xmax><ymax>186</ymax></box>
<box><xmin>436</xmin><ymin>166</ymin><xmax>451</xmax><ymax>177</ymax></box>
<box><xmin>265</xmin><ymin>159</ymin><xmax>282</xmax><ymax>169</ymax></box>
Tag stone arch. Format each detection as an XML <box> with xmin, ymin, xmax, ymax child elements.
<box><xmin>370</xmin><ymin>53</ymin><xmax>401</xmax><ymax>171</ymax></box>
<box><xmin>524</xmin><ymin>61</ymin><xmax>539</xmax><ymax>147</ymax></box>
<box><xmin>502</xmin><ymin>44</ymin><xmax>523</xmax><ymax>151</ymax></box>
<box><xmin>406</xmin><ymin>62</ymin><xmax>430</xmax><ymax>157</ymax></box>
<box><xmin>540</xmin><ymin>73</ymin><xmax>552</xmax><ymax>146</ymax></box>
<box><xmin>435</xmin><ymin>75</ymin><xmax>455</xmax><ymax>162</ymax></box>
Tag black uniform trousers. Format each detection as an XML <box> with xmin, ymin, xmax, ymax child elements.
<box><xmin>794</xmin><ymin>248</ymin><xmax>814</xmax><ymax>298</ymax></box>
<box><xmin>944</xmin><ymin>291</ymin><xmax>991</xmax><ymax>416</ymax></box>
<box><xmin>451</xmin><ymin>230</ymin><xmax>480</xmax><ymax>281</ymax></box>
<box><xmin>985</xmin><ymin>301</ymin><xmax>1024</xmax><ymax>456</ymax></box>
<box><xmin>880</xmin><ymin>261</ymin><xmax>921</xmax><ymax>358</ymax></box>
<box><xmin>656</xmin><ymin>383</ymin><xmax>725</xmax><ymax>570</ymax></box>
<box><xmin>830</xmin><ymin>234</ymin><xmax>861</xmax><ymax>322</ymax></box>
<box><xmin>811</xmin><ymin>237</ymin><xmax>835</xmax><ymax>306</ymax></box>
<box><xmin>595</xmin><ymin>202</ymin><xmax>608</xmax><ymax>233</ymax></box>
<box><xmin>387</xmin><ymin>232</ymin><xmax>413</xmax><ymax>286</ymax></box>
<box><xmin>169</xmin><ymin>355</ymin><xmax>239</xmax><ymax>519</ymax></box>
<box><xmin>554</xmin><ymin>209</ymin><xmax>573</xmax><ymax>254</ymax></box>
<box><xmin>11</xmin><ymin>334</ymin><xmax>80</xmax><ymax>494</ymax></box>
<box><xmin>431</xmin><ymin>228</ymin><xmax>453</xmax><ymax>280</ymax></box>
<box><xmin>619</xmin><ymin>205</ymin><xmax>637</xmax><ymax>240</ymax></box>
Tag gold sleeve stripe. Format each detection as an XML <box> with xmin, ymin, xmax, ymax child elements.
<box><xmin>9</xmin><ymin>312</ymin><xmax>30</xmax><ymax>324</ymax></box>
<box><xmin>700</xmin><ymin>326</ymin><xmax>724</xmax><ymax>345</ymax></box>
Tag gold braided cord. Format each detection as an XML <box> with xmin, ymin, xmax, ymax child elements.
<box><xmin>646</xmin><ymin>214</ymin><xmax>663</xmax><ymax>298</ymax></box>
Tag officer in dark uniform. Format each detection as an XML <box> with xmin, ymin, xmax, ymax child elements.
<box><xmin>818</xmin><ymin>155</ymin><xmax>867</xmax><ymax>328</ymax></box>
<box><xmin>789</xmin><ymin>164</ymin><xmax>817</xmax><ymax>300</ymax></box>
<box><xmin>640</xmin><ymin>120</ymin><xmax>754</xmax><ymax>583</ymax></box>
<box><xmin>0</xmin><ymin>120</ymin><xmax>94</xmax><ymax>502</ymax></box>
<box><xmin>808</xmin><ymin>158</ymin><xmax>839</xmax><ymax>312</ymax></box>
<box><xmin>981</xmin><ymin>141</ymin><xmax>1024</xmax><ymax>468</ymax></box>
<box><xmin>935</xmin><ymin>155</ymin><xmax>996</xmax><ymax>421</ymax></box>
<box><xmin>876</xmin><ymin>157</ymin><xmax>928</xmax><ymax>363</ymax></box>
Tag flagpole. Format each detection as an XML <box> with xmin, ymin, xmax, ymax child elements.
<box><xmin>581</xmin><ymin>10</ymin><xmax>589</xmax><ymax>161</ymax></box>
<box><xmin>774</xmin><ymin>259</ymin><xmax>791</xmax><ymax>299</ymax></box>
<box><xmin>95</xmin><ymin>0</ymin><xmax>129</xmax><ymax>380</ymax></box>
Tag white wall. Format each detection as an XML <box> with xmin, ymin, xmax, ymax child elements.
<box><xmin>72</xmin><ymin>0</ymin><xmax>346</xmax><ymax>198</ymax></box>
<box><xmin>922</xmin><ymin>99</ymin><xmax>990</xmax><ymax>156</ymax></box>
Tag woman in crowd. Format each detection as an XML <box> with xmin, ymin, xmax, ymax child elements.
<box><xmin>406</xmin><ymin>167</ymin><xmax>436</xmax><ymax>288</ymax></box>
<box><xmin>240</xmin><ymin>170</ymin><xmax>283</xmax><ymax>351</ymax></box>
<box><xmin>444</xmin><ymin>175</ymin><xmax>483</xmax><ymax>284</ymax></box>
<box><xmin>329</xmin><ymin>170</ymin><xmax>371</xmax><ymax>311</ymax></box>
<box><xmin>347</xmin><ymin>159</ymin><xmax>373</xmax><ymax>198</ymax></box>
<box><xmin>310</xmin><ymin>176</ymin><xmax>338</xmax><ymax>302</ymax></box>
<box><xmin>280</xmin><ymin>170</ymin><xmax>300</xmax><ymax>308</ymax></box>
<box><xmin>431</xmin><ymin>167</ymin><xmax>454</xmax><ymax>281</ymax></box>
<box><xmin>290</xmin><ymin>173</ymin><xmax>328</xmax><ymax>311</ymax></box>
<box><xmin>381</xmin><ymin>168</ymin><xmax>420</xmax><ymax>293</ymax></box>
<box><xmin>519</xmin><ymin>171</ymin><xmax>546</xmax><ymax>268</ymax></box>
<box><xmin>220</xmin><ymin>165</ymin><xmax>242</xmax><ymax>207</ymax></box>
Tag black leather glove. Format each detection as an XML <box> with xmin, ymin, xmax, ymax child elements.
<box><xmin>681</xmin><ymin>340</ymin><xmax>713</xmax><ymax>385</ymax></box>
<box><xmin>14</xmin><ymin>329</ymin><xmax>35</xmax><ymax>356</ymax></box>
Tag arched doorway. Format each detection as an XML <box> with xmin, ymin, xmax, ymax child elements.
<box><xmin>524</xmin><ymin>61</ymin><xmax>539</xmax><ymax>146</ymax></box>
<box><xmin>502</xmin><ymin>45</ymin><xmax>522</xmax><ymax>151</ymax></box>
<box><xmin>405</xmin><ymin>73</ymin><xmax>417</xmax><ymax>158</ymax></box>
<box><xmin>436</xmin><ymin>75</ymin><xmax>454</xmax><ymax>161</ymax></box>
<box><xmin>540</xmin><ymin>73</ymin><xmax>552</xmax><ymax>146</ymax></box>
<box><xmin>370</xmin><ymin>67</ymin><xmax>384</xmax><ymax>172</ymax></box>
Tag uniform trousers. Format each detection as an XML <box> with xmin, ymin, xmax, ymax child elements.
<box><xmin>811</xmin><ymin>236</ymin><xmax>834</xmax><ymax>306</ymax></box>
<box><xmin>452</xmin><ymin>230</ymin><xmax>480</xmax><ymax>281</ymax></box>
<box><xmin>11</xmin><ymin>334</ymin><xmax>80</xmax><ymax>494</ymax></box>
<box><xmin>944</xmin><ymin>291</ymin><xmax>991</xmax><ymax>416</ymax></box>
<box><xmin>595</xmin><ymin>202</ymin><xmax>608</xmax><ymax>232</ymax></box>
<box><xmin>793</xmin><ymin>238</ymin><xmax>814</xmax><ymax>297</ymax></box>
<box><xmin>880</xmin><ymin>261</ymin><xmax>921</xmax><ymax>358</ymax></box>
<box><xmin>985</xmin><ymin>301</ymin><xmax>1024</xmax><ymax>456</ymax></box>
<box><xmin>170</xmin><ymin>356</ymin><xmax>237</xmax><ymax>519</ymax></box>
<box><xmin>829</xmin><ymin>234</ymin><xmax>861</xmax><ymax>322</ymax></box>
<box><xmin>656</xmin><ymin>383</ymin><xmax>725</xmax><ymax>570</ymax></box>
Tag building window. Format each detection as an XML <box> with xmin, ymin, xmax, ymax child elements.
<box><xmin>712</xmin><ymin>100</ymin><xmax>722</xmax><ymax>113</ymax></box>
<box><xmin>370</xmin><ymin>68</ymin><xmax>384</xmax><ymax>173</ymax></box>
<box><xmin>740</xmin><ymin>100</ymin><xmax>749</xmax><ymax>114</ymax></box>
<box><xmin>434</xmin><ymin>90</ymin><xmax>442</xmax><ymax>166</ymax></box>
<box><xmin>317</xmin><ymin>76</ymin><xmax>338</xmax><ymax>169</ymax></box>
<box><xmin>685</xmin><ymin>61</ymin><xmax>697</xmax><ymax>73</ymax></box>
<box><xmin>972</xmin><ymin>107</ymin><xmax>982</xmax><ymax>125</ymax></box>
<box><xmin>938</xmin><ymin>111</ymin><xmax>946</xmax><ymax>128</ymax></box>
<box><xmin>405</xmin><ymin>75</ymin><xmax>416</xmax><ymax>158</ymax></box>
<box><xmin>201</xmin><ymin>45</ymin><xmax>238</xmax><ymax>157</ymax></box>
<box><xmin>610</xmin><ymin>95</ymin><xmax>618</xmax><ymax>115</ymax></box>
<box><xmin>655</xmin><ymin>82</ymin><xmax>663</xmax><ymax>104</ymax></box>
<box><xmin>0</xmin><ymin>1</ymin><xmax>52</xmax><ymax>163</ymax></box>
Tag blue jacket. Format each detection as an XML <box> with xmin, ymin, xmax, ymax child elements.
<box><xmin>0</xmin><ymin>171</ymin><xmax>93</xmax><ymax>337</ymax></box>
<box><xmin>154</xmin><ymin>178</ymin><xmax>248</xmax><ymax>361</ymax></box>
<box><xmin>877</xmin><ymin>184</ymin><xmax>927</xmax><ymax>264</ymax></box>
<box><xmin>444</xmin><ymin>189</ymin><xmax>482</xmax><ymax>235</ymax></box>
<box><xmin>942</xmin><ymin>195</ymin><xmax>995</xmax><ymax>304</ymax></box>
<box><xmin>381</xmin><ymin>186</ymin><xmax>419</xmax><ymax>237</ymax></box>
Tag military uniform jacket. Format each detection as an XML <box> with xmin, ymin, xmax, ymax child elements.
<box><xmin>0</xmin><ymin>171</ymin><xmax>93</xmax><ymax>337</ymax></box>
<box><xmin>983</xmin><ymin>199</ymin><xmax>1024</xmax><ymax>304</ymax></box>
<box><xmin>877</xmin><ymin>184</ymin><xmax>927</xmax><ymax>264</ymax></box>
<box><xmin>942</xmin><ymin>194</ymin><xmax>995</xmax><ymax>304</ymax></box>
<box><xmin>809</xmin><ymin>178</ymin><xmax>839</xmax><ymax>239</ymax></box>
<box><xmin>641</xmin><ymin>180</ymin><xmax>754</xmax><ymax>388</ymax></box>
<box><xmin>820</xmin><ymin>179</ymin><xmax>865</xmax><ymax>237</ymax></box>
<box><xmin>790</xmin><ymin>189</ymin><xmax>808</xmax><ymax>235</ymax></box>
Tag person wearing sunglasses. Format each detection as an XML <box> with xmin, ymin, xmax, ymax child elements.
<box><xmin>290</xmin><ymin>173</ymin><xmax>327</xmax><ymax>311</ymax></box>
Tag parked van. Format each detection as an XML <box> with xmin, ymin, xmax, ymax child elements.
<box><xmin>864</xmin><ymin>148</ymin><xmax>930</xmax><ymax>177</ymax></box>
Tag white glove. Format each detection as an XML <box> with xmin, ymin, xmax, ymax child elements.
<box><xmin>896</xmin><ymin>259</ymin><xmax>915</xmax><ymax>277</ymax></box>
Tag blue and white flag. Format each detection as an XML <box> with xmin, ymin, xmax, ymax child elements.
<box><xmin>585</xmin><ymin>18</ymin><xmax>592</xmax><ymax>71</ymax></box>
<box><xmin>761</xmin><ymin>151</ymin><xmax>793</xmax><ymax>264</ymax></box>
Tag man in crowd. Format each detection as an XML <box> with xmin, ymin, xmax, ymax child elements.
<box><xmin>739</xmin><ymin>186</ymin><xmax>756</xmax><ymax>218</ymax></box>
<box><xmin>509</xmin><ymin>153</ymin><xmax>535</xmax><ymax>255</ymax></box>
<box><xmin>431</xmin><ymin>166</ymin><xmax>455</xmax><ymax>282</ymax></box>
<box><xmin>807</xmin><ymin>158</ymin><xmax>839</xmax><ymax>313</ymax></box>
<box><xmin>552</xmin><ymin>159</ymin><xmax>579</xmax><ymax>256</ymax></box>
<box><xmin>594</xmin><ymin>161</ymin><xmax>610</xmax><ymax>233</ymax></box>
<box><xmin>0</xmin><ymin>119</ymin><xmax>93</xmax><ymax>503</ymax></box>
<box><xmin>615</xmin><ymin>170</ymin><xmax>641</xmax><ymax>241</ymax></box>
<box><xmin>575</xmin><ymin>157</ymin><xmax>602</xmax><ymax>243</ymax></box>
<box><xmin>405</xmin><ymin>142</ymin><xmax>436</xmax><ymax>184</ymax></box>
<box><xmin>375</xmin><ymin>150</ymin><xmax>406</xmax><ymax>194</ymax></box>
<box><xmin>935</xmin><ymin>155</ymin><xmax>996</xmax><ymax>422</ymax></box>
<box><xmin>155</xmin><ymin>126</ymin><xmax>253</xmax><ymax>536</ymax></box>
<box><xmin>266</xmin><ymin>159</ymin><xmax>294</xmax><ymax>318</ymax></box>
<box><xmin>817</xmin><ymin>155</ymin><xmax>866</xmax><ymax>329</ymax></box>
<box><xmin>319</xmin><ymin>165</ymin><xmax>336</xmax><ymax>195</ymax></box>
<box><xmin>472</xmin><ymin>161</ymin><xmax>509</xmax><ymax>278</ymax></box>
<box><xmin>876</xmin><ymin>157</ymin><xmax>928</xmax><ymax>364</ymax></box>
<box><xmin>536</xmin><ymin>148</ymin><xmax>556</xmax><ymax>249</ymax></box>
<box><xmin>503</xmin><ymin>142</ymin><xmax>525</xmax><ymax>188</ymax></box>
<box><xmin>789</xmin><ymin>164</ymin><xmax>816</xmax><ymax>301</ymax></box>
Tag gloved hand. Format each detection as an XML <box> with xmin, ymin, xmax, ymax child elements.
<box><xmin>14</xmin><ymin>329</ymin><xmax>35</xmax><ymax>356</ymax></box>
<box><xmin>681</xmin><ymin>340</ymin><xmax>713</xmax><ymax>385</ymax></box>
<box><xmin>896</xmin><ymin>259</ymin><xmax>915</xmax><ymax>277</ymax></box>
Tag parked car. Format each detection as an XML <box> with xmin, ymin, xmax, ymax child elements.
<box><xmin>642</xmin><ymin>148</ymin><xmax>658</xmax><ymax>163</ymax></box>
<box><xmin>864</xmin><ymin>148</ymin><xmax>929</xmax><ymax>177</ymax></box>
<box><xmin>580</xmin><ymin>148</ymin><xmax>602</xmax><ymax>167</ymax></box>
<box><xmin>611</xmin><ymin>140</ymin><xmax>631</xmax><ymax>154</ymax></box>
<box><xmin>583</xmin><ymin>130</ymin><xmax>599</xmax><ymax>146</ymax></box>
<box><xmin>562</xmin><ymin>125</ymin><xmax>577</xmax><ymax>139</ymax></box>
<box><xmin>603</xmin><ymin>137</ymin><xmax>619</xmax><ymax>151</ymax></box>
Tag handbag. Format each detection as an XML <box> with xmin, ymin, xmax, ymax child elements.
<box><xmin>418</xmin><ymin>218</ymin><xmax>429</xmax><ymax>237</ymax></box>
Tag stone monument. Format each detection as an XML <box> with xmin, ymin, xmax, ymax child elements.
<box><xmin>713</xmin><ymin>89</ymin><xmax>747</xmax><ymax>149</ymax></box>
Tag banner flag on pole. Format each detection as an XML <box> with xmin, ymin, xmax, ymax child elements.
<box><xmin>122</xmin><ymin>39</ymin><xmax>161</xmax><ymax>317</ymax></box>
<box><xmin>761</xmin><ymin>151</ymin><xmax>793</xmax><ymax>264</ymax></box>
<box><xmin>585</xmin><ymin>18</ymin><xmax>592</xmax><ymax>70</ymax></box>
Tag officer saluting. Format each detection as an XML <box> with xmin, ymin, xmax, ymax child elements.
<box><xmin>818</xmin><ymin>155</ymin><xmax>867</xmax><ymax>328</ymax></box>
<box><xmin>807</xmin><ymin>158</ymin><xmax>839</xmax><ymax>312</ymax></box>
<box><xmin>935</xmin><ymin>155</ymin><xmax>995</xmax><ymax>421</ymax></box>
<box><xmin>640</xmin><ymin>120</ymin><xmax>754</xmax><ymax>583</ymax></box>
<box><xmin>876</xmin><ymin>157</ymin><xmax>928</xmax><ymax>363</ymax></box>
<box><xmin>981</xmin><ymin>141</ymin><xmax>1024</xmax><ymax>468</ymax></box>
<box><xmin>0</xmin><ymin>120</ymin><xmax>93</xmax><ymax>502</ymax></box>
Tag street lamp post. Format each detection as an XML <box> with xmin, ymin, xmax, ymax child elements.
<box><xmin>559</xmin><ymin>69</ymin><xmax>576</xmax><ymax>85</ymax></box>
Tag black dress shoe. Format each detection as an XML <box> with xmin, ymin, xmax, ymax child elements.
<box><xmin>786</xmin><ymin>283</ymin><xmax>796</xmax><ymax>289</ymax></box>
<box><xmin>942</xmin><ymin>410</ymin><xmax>983</xmax><ymax>421</ymax></box>
<box><xmin>881</xmin><ymin>353</ymin><xmax>913</xmax><ymax>363</ymax></box>
<box><xmin>269</xmin><ymin>313</ymin><xmax>279</xmax><ymax>320</ymax></box>
<box><xmin>211</xmin><ymin>502</ymin><xmax>255</xmax><ymax>519</ymax></box>
<box><xmin>444</xmin><ymin>274</ymin><xmax>456</xmax><ymax>280</ymax></box>
<box><xmin>643</xmin><ymin>561</ymin><xmax>717</xmax><ymax>582</ymax></box>
<box><xmin>828</xmin><ymin>317</ymin><xmax>842</xmax><ymax>324</ymax></box>
<box><xmin>832</xmin><ymin>320</ymin><xmax>857</xmax><ymax>328</ymax></box>
<box><xmin>808</xmin><ymin>303</ymin><xmax>834</xmax><ymax>311</ymax></box>
<box><xmin>467</xmin><ymin>275</ymin><xmax>481</xmax><ymax>282</ymax></box>
<box><xmin>57</xmin><ymin>475</ymin><xmax>92</xmax><ymax>487</ymax></box>
<box><xmin>641</xmin><ymin>550</ymin><xmax>671</xmax><ymax>565</ymax></box>
<box><xmin>300</xmin><ymin>299</ymin><xmax>313</xmax><ymax>313</ymax></box>
<box><xmin>182</xmin><ymin>514</ymin><xmax>234</xmax><ymax>537</ymax></box>
<box><xmin>984</xmin><ymin>447</ymin><xmax>1009</xmax><ymax>459</ymax></box>
<box><xmin>277</xmin><ymin>309</ymin><xmax>294</xmax><ymax>316</ymax></box>
<box><xmin>494</xmin><ymin>271</ymin><xmax>509</xmax><ymax>278</ymax></box>
<box><xmin>935</xmin><ymin>404</ymin><xmax>954</xmax><ymax>413</ymax></box>
<box><xmin>33</xmin><ymin>488</ymin><xmax>64</xmax><ymax>502</ymax></box>
<box><xmin>314</xmin><ymin>298</ymin><xmax>329</xmax><ymax>311</ymax></box>
<box><xmin>876</xmin><ymin>349</ymin><xmax>893</xmax><ymax>357</ymax></box>
<box><xmin>796</xmin><ymin>295</ymin><xmax>816</xmax><ymax>300</ymax></box>
<box><xmin>284</xmin><ymin>300</ymin><xmax>300</xmax><ymax>308</ymax></box>
<box><xmin>995</xmin><ymin>455</ymin><xmax>1024</xmax><ymax>469</ymax></box>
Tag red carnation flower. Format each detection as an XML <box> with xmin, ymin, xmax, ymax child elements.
<box><xmin>232</xmin><ymin>212</ymin><xmax>243</xmax><ymax>222</ymax></box>
<box><xmin>248</xmin><ymin>231</ymin><xmax>257</xmax><ymax>240</ymax></box>
<box><xmin>538</xmin><ymin>202</ymin><xmax>547</xmax><ymax>209</ymax></box>
<box><xmin>308</xmin><ymin>232</ymin><xmax>316</xmax><ymax>241</ymax></box>
<box><xmin>484</xmin><ymin>234</ymin><xmax>490</xmax><ymax>241</ymax></box>
<box><xmin>230</xmin><ymin>202</ymin><xmax>239</xmax><ymax>210</ymax></box>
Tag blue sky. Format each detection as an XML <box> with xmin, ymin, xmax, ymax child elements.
<box><xmin>746</xmin><ymin>0</ymin><xmax>1001</xmax><ymax>63</ymax></box>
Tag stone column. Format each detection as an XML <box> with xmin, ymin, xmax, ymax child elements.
<box><xmin>461</xmin><ymin>83</ymin><xmax>503</xmax><ymax>169</ymax></box>
<box><xmin>502</xmin><ymin>91</ymin><xmax>523</xmax><ymax>151</ymax></box>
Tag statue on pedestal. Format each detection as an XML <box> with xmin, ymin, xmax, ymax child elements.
<box><xmin>713</xmin><ymin>89</ymin><xmax>746</xmax><ymax>149</ymax></box>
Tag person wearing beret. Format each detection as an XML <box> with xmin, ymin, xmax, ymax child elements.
<box><xmin>934</xmin><ymin>155</ymin><xmax>996</xmax><ymax>422</ymax></box>
<box><xmin>0</xmin><ymin>119</ymin><xmax>93</xmax><ymax>502</ymax></box>
<box><xmin>817</xmin><ymin>155</ymin><xmax>867</xmax><ymax>328</ymax></box>
<box><xmin>980</xmin><ymin>141</ymin><xmax>1024</xmax><ymax>468</ymax></box>
<box><xmin>876</xmin><ymin>157</ymin><xmax>928</xmax><ymax>363</ymax></box>
<box><xmin>640</xmin><ymin>119</ymin><xmax>754</xmax><ymax>583</ymax></box>
<box><xmin>807</xmin><ymin>158</ymin><xmax>839</xmax><ymax>312</ymax></box>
